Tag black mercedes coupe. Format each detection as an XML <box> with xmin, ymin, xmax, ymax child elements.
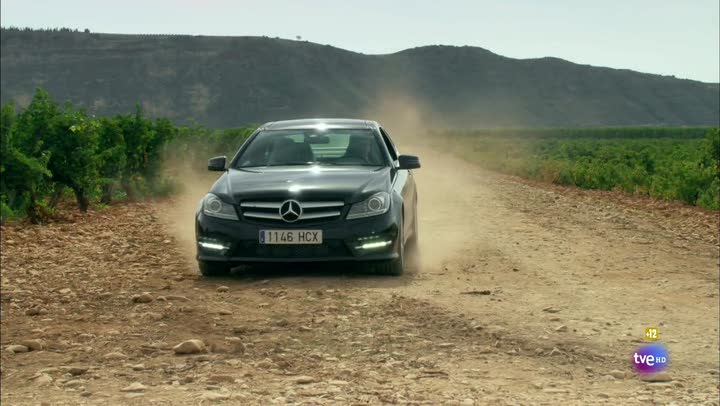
<box><xmin>195</xmin><ymin>118</ymin><xmax>420</xmax><ymax>276</ymax></box>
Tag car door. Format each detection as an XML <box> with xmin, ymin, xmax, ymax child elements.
<box><xmin>379</xmin><ymin>127</ymin><xmax>417</xmax><ymax>244</ymax></box>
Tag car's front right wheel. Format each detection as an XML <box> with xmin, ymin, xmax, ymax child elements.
<box><xmin>198</xmin><ymin>261</ymin><xmax>231</xmax><ymax>277</ymax></box>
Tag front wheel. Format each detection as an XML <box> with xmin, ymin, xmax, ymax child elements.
<box><xmin>405</xmin><ymin>215</ymin><xmax>420</xmax><ymax>272</ymax></box>
<box><xmin>374</xmin><ymin>257</ymin><xmax>404</xmax><ymax>276</ymax></box>
<box><xmin>198</xmin><ymin>261</ymin><xmax>231</xmax><ymax>277</ymax></box>
<box><xmin>375</xmin><ymin>227</ymin><xmax>405</xmax><ymax>276</ymax></box>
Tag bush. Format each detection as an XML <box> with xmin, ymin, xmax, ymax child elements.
<box><xmin>1</xmin><ymin>88</ymin><xmax>255</xmax><ymax>221</ymax></box>
<box><xmin>44</xmin><ymin>104</ymin><xmax>100</xmax><ymax>211</ymax></box>
<box><xmin>97</xmin><ymin>117</ymin><xmax>127</xmax><ymax>203</ymax></box>
<box><xmin>433</xmin><ymin>127</ymin><xmax>720</xmax><ymax>210</ymax></box>
<box><xmin>0</xmin><ymin>99</ymin><xmax>53</xmax><ymax>223</ymax></box>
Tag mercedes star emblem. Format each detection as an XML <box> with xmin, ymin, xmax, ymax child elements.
<box><xmin>279</xmin><ymin>199</ymin><xmax>302</xmax><ymax>222</ymax></box>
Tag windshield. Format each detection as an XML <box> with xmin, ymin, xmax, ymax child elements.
<box><xmin>234</xmin><ymin>129</ymin><xmax>387</xmax><ymax>168</ymax></box>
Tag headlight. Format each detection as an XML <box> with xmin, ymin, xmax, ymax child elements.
<box><xmin>202</xmin><ymin>193</ymin><xmax>239</xmax><ymax>220</ymax></box>
<box><xmin>347</xmin><ymin>192</ymin><xmax>390</xmax><ymax>219</ymax></box>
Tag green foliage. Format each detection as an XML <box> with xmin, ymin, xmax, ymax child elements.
<box><xmin>97</xmin><ymin>117</ymin><xmax>127</xmax><ymax>203</ymax></box>
<box><xmin>0</xmin><ymin>99</ymin><xmax>52</xmax><ymax>223</ymax></box>
<box><xmin>13</xmin><ymin>88</ymin><xmax>59</xmax><ymax>157</ymax></box>
<box><xmin>434</xmin><ymin>127</ymin><xmax>720</xmax><ymax>210</ymax></box>
<box><xmin>171</xmin><ymin>125</ymin><xmax>254</xmax><ymax>166</ymax></box>
<box><xmin>1</xmin><ymin>201</ymin><xmax>15</xmax><ymax>220</ymax></box>
<box><xmin>45</xmin><ymin>104</ymin><xmax>100</xmax><ymax>211</ymax></box>
<box><xmin>1</xmin><ymin>88</ymin><xmax>254</xmax><ymax>221</ymax></box>
<box><xmin>703</xmin><ymin>128</ymin><xmax>720</xmax><ymax>163</ymax></box>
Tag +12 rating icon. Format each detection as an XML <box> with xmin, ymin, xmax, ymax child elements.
<box><xmin>645</xmin><ymin>327</ymin><xmax>659</xmax><ymax>341</ymax></box>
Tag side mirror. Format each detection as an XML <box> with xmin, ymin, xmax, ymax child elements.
<box><xmin>398</xmin><ymin>154</ymin><xmax>421</xmax><ymax>170</ymax></box>
<box><xmin>208</xmin><ymin>156</ymin><xmax>227</xmax><ymax>171</ymax></box>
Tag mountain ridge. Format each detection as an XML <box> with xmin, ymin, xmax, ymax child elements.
<box><xmin>1</xmin><ymin>29</ymin><xmax>718</xmax><ymax>128</ymax></box>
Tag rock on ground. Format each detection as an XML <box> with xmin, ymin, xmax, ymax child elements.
<box><xmin>120</xmin><ymin>382</ymin><xmax>147</xmax><ymax>392</ymax></box>
<box><xmin>20</xmin><ymin>339</ymin><xmax>44</xmax><ymax>351</ymax></box>
<box><xmin>609</xmin><ymin>370</ymin><xmax>626</xmax><ymax>379</ymax></box>
<box><xmin>639</xmin><ymin>372</ymin><xmax>672</xmax><ymax>382</ymax></box>
<box><xmin>6</xmin><ymin>345</ymin><xmax>29</xmax><ymax>354</ymax></box>
<box><xmin>67</xmin><ymin>366</ymin><xmax>90</xmax><ymax>376</ymax></box>
<box><xmin>289</xmin><ymin>375</ymin><xmax>316</xmax><ymax>384</ymax></box>
<box><xmin>173</xmin><ymin>339</ymin><xmax>206</xmax><ymax>354</ymax></box>
<box><xmin>132</xmin><ymin>293</ymin><xmax>154</xmax><ymax>303</ymax></box>
<box><xmin>103</xmin><ymin>352</ymin><xmax>128</xmax><ymax>360</ymax></box>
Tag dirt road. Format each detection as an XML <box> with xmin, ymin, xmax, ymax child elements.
<box><xmin>1</xmin><ymin>146</ymin><xmax>718</xmax><ymax>405</ymax></box>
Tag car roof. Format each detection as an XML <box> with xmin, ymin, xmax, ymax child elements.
<box><xmin>261</xmin><ymin>118</ymin><xmax>379</xmax><ymax>131</ymax></box>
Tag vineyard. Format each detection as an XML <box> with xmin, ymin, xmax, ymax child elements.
<box><xmin>430</xmin><ymin>127</ymin><xmax>720</xmax><ymax>210</ymax></box>
<box><xmin>0</xmin><ymin>88</ymin><xmax>254</xmax><ymax>223</ymax></box>
<box><xmin>2</xmin><ymin>89</ymin><xmax>718</xmax><ymax>224</ymax></box>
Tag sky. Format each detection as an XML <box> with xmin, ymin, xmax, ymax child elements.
<box><xmin>1</xmin><ymin>0</ymin><xmax>719</xmax><ymax>83</ymax></box>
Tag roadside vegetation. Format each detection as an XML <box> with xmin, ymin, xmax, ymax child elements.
<box><xmin>431</xmin><ymin>127</ymin><xmax>719</xmax><ymax>210</ymax></box>
<box><xmin>3</xmin><ymin>89</ymin><xmax>717</xmax><ymax>223</ymax></box>
<box><xmin>0</xmin><ymin>88</ymin><xmax>253</xmax><ymax>223</ymax></box>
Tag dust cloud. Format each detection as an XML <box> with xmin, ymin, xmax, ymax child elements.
<box><xmin>360</xmin><ymin>93</ymin><xmax>478</xmax><ymax>271</ymax></box>
<box><xmin>159</xmin><ymin>160</ymin><xmax>219</xmax><ymax>264</ymax></box>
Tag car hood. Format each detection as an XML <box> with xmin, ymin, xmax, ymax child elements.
<box><xmin>211</xmin><ymin>166</ymin><xmax>392</xmax><ymax>203</ymax></box>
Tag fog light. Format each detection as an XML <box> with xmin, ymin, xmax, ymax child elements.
<box><xmin>199</xmin><ymin>241</ymin><xmax>229</xmax><ymax>250</ymax></box>
<box><xmin>357</xmin><ymin>240</ymin><xmax>392</xmax><ymax>250</ymax></box>
<box><xmin>198</xmin><ymin>237</ymin><xmax>231</xmax><ymax>252</ymax></box>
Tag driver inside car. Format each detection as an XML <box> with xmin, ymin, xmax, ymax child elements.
<box><xmin>268</xmin><ymin>137</ymin><xmax>314</xmax><ymax>165</ymax></box>
<box><xmin>342</xmin><ymin>135</ymin><xmax>379</xmax><ymax>164</ymax></box>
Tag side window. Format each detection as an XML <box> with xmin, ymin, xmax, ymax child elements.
<box><xmin>379</xmin><ymin>128</ymin><xmax>398</xmax><ymax>161</ymax></box>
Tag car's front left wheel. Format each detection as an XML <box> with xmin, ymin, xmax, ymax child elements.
<box><xmin>374</xmin><ymin>226</ymin><xmax>405</xmax><ymax>276</ymax></box>
<box><xmin>405</xmin><ymin>215</ymin><xmax>420</xmax><ymax>271</ymax></box>
<box><xmin>198</xmin><ymin>261</ymin><xmax>231</xmax><ymax>277</ymax></box>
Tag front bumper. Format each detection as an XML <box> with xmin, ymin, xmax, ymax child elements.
<box><xmin>195</xmin><ymin>211</ymin><xmax>400</xmax><ymax>264</ymax></box>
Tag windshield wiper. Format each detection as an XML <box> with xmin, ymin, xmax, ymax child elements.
<box><xmin>237</xmin><ymin>163</ymin><xmax>313</xmax><ymax>168</ymax></box>
<box><xmin>266</xmin><ymin>162</ymin><xmax>317</xmax><ymax>166</ymax></box>
<box><xmin>328</xmin><ymin>163</ymin><xmax>382</xmax><ymax>167</ymax></box>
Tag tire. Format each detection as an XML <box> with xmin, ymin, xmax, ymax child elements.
<box><xmin>375</xmin><ymin>258</ymin><xmax>404</xmax><ymax>276</ymax></box>
<box><xmin>407</xmin><ymin>212</ymin><xmax>419</xmax><ymax>251</ymax></box>
<box><xmin>376</xmin><ymin>226</ymin><xmax>405</xmax><ymax>276</ymax></box>
<box><xmin>406</xmin><ymin>215</ymin><xmax>420</xmax><ymax>271</ymax></box>
<box><xmin>198</xmin><ymin>261</ymin><xmax>231</xmax><ymax>277</ymax></box>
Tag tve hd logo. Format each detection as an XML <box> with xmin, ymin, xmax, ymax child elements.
<box><xmin>632</xmin><ymin>343</ymin><xmax>669</xmax><ymax>373</ymax></box>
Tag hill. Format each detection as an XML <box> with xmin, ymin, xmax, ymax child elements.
<box><xmin>1</xmin><ymin>28</ymin><xmax>718</xmax><ymax>128</ymax></box>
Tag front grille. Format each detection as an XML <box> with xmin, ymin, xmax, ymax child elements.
<box><xmin>240</xmin><ymin>200</ymin><xmax>344</xmax><ymax>223</ymax></box>
<box><xmin>234</xmin><ymin>240</ymin><xmax>351</xmax><ymax>258</ymax></box>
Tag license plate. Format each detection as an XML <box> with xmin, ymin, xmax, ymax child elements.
<box><xmin>259</xmin><ymin>230</ymin><xmax>323</xmax><ymax>244</ymax></box>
